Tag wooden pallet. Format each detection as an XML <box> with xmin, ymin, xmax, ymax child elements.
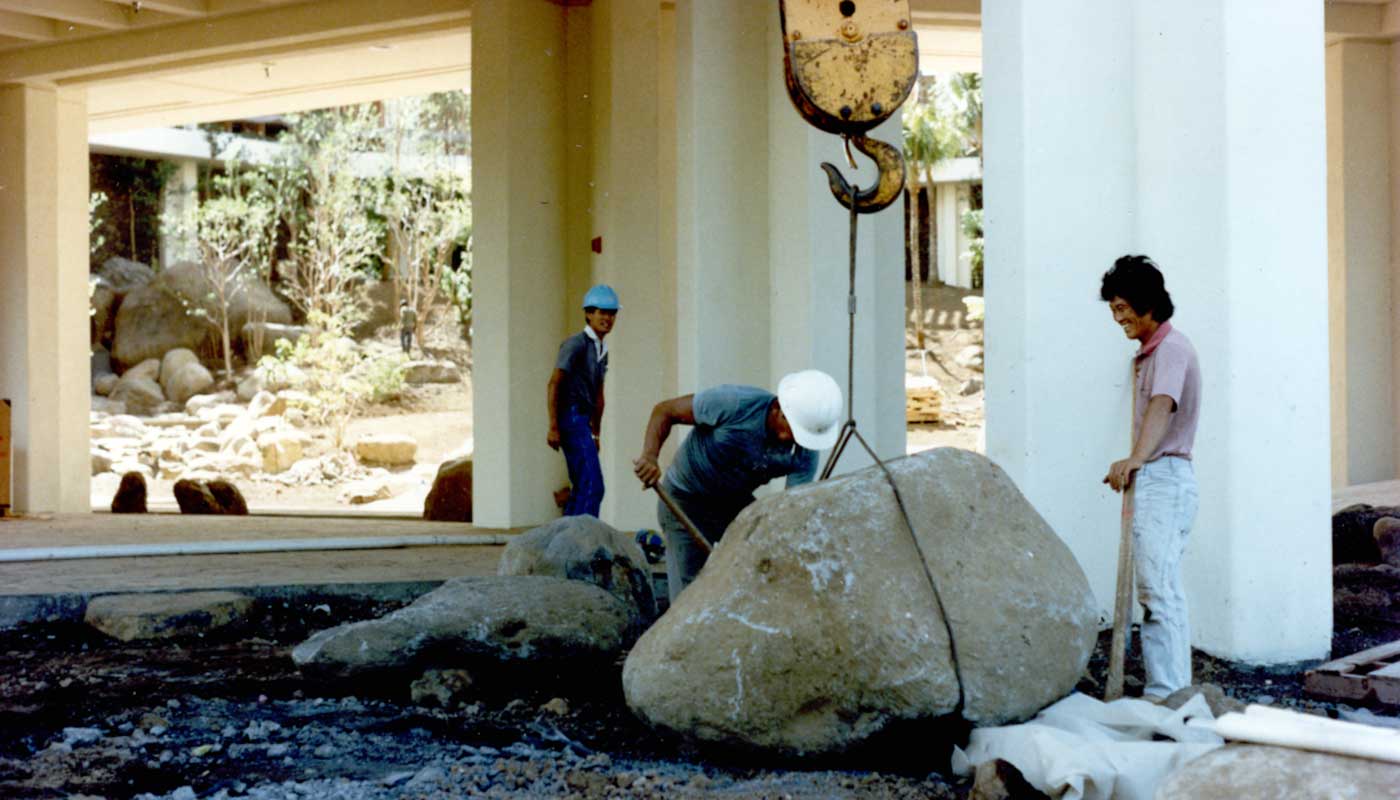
<box><xmin>906</xmin><ymin>377</ymin><xmax>943</xmax><ymax>423</ymax></box>
<box><xmin>1305</xmin><ymin>639</ymin><xmax>1400</xmax><ymax>705</ymax></box>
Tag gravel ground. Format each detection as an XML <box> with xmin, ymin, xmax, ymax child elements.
<box><xmin>3</xmin><ymin>594</ymin><xmax>1398</xmax><ymax>800</ymax></box>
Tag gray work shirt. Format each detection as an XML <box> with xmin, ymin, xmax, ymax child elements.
<box><xmin>555</xmin><ymin>329</ymin><xmax>608</xmax><ymax>416</ymax></box>
<box><xmin>664</xmin><ymin>384</ymin><xmax>817</xmax><ymax>506</ymax></box>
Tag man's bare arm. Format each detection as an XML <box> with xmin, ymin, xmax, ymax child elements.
<box><xmin>1104</xmin><ymin>394</ymin><xmax>1175</xmax><ymax>492</ymax></box>
<box><xmin>633</xmin><ymin>395</ymin><xmax>695</xmax><ymax>487</ymax></box>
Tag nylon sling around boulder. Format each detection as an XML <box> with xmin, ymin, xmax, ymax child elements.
<box><xmin>818</xmin><ymin>163</ymin><xmax>968</xmax><ymax>717</ymax></box>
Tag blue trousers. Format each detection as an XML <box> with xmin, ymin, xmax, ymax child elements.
<box><xmin>560</xmin><ymin>409</ymin><xmax>603</xmax><ymax>517</ymax></box>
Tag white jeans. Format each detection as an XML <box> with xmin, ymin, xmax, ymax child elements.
<box><xmin>1132</xmin><ymin>456</ymin><xmax>1198</xmax><ymax>698</ymax></box>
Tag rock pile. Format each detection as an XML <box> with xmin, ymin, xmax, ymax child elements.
<box><xmin>1331</xmin><ymin>504</ymin><xmax>1400</xmax><ymax>623</ymax></box>
<box><xmin>623</xmin><ymin>448</ymin><xmax>1098</xmax><ymax>757</ymax></box>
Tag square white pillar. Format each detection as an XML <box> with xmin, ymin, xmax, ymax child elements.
<box><xmin>985</xmin><ymin>0</ymin><xmax>1331</xmax><ymax>663</ymax></box>
<box><xmin>0</xmin><ymin>85</ymin><xmax>91</xmax><ymax>513</ymax></box>
<box><xmin>470</xmin><ymin>0</ymin><xmax>570</xmax><ymax>527</ymax></box>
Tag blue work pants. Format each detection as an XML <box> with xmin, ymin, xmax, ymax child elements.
<box><xmin>560</xmin><ymin>409</ymin><xmax>604</xmax><ymax>518</ymax></box>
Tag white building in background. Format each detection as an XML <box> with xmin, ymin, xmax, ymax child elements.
<box><xmin>3</xmin><ymin>0</ymin><xmax>1387</xmax><ymax>668</ymax></box>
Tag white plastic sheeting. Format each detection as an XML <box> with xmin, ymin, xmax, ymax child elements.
<box><xmin>951</xmin><ymin>692</ymin><xmax>1223</xmax><ymax>800</ymax></box>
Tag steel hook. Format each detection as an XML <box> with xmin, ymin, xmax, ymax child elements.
<box><xmin>820</xmin><ymin>134</ymin><xmax>906</xmax><ymax>214</ymax></box>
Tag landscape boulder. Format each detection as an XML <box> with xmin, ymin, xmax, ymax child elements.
<box><xmin>291</xmin><ymin>576</ymin><xmax>631</xmax><ymax>678</ymax></box>
<box><xmin>110</xmin><ymin>260</ymin><xmax>291</xmax><ymax>370</ymax></box>
<box><xmin>622</xmin><ymin>448</ymin><xmax>1098</xmax><ymax>757</ymax></box>
<box><xmin>160</xmin><ymin>348</ymin><xmax>201</xmax><ymax>385</ymax></box>
<box><xmin>110</xmin><ymin>471</ymin><xmax>148</xmax><ymax>513</ymax></box>
<box><xmin>173</xmin><ymin>478</ymin><xmax>248</xmax><ymax>515</ymax></box>
<box><xmin>423</xmin><ymin>456</ymin><xmax>472</xmax><ymax>522</ymax></box>
<box><xmin>85</xmin><ymin>591</ymin><xmax>254</xmax><ymax>642</ymax></box>
<box><xmin>404</xmin><ymin>359</ymin><xmax>462</xmax><ymax>385</ymax></box>
<box><xmin>499</xmin><ymin>515</ymin><xmax>656</xmax><ymax>631</ymax></box>
<box><xmin>94</xmin><ymin>374</ymin><xmax>119</xmax><ymax>397</ymax></box>
<box><xmin>355</xmin><ymin>434</ymin><xmax>417</xmax><ymax>466</ymax></box>
<box><xmin>97</xmin><ymin>256</ymin><xmax>155</xmax><ymax>298</ymax></box>
<box><xmin>1331</xmin><ymin>503</ymin><xmax>1392</xmax><ymax>564</ymax></box>
<box><xmin>164</xmin><ymin>361</ymin><xmax>215</xmax><ymax>406</ymax></box>
<box><xmin>257</xmin><ymin>431</ymin><xmax>305</xmax><ymax>474</ymax></box>
<box><xmin>109</xmin><ymin>374</ymin><xmax>165</xmax><ymax>416</ymax></box>
<box><xmin>90</xmin><ymin>279</ymin><xmax>118</xmax><ymax>346</ymax></box>
<box><xmin>125</xmin><ymin>358</ymin><xmax>162</xmax><ymax>383</ymax></box>
<box><xmin>1374</xmin><ymin>516</ymin><xmax>1400</xmax><ymax>567</ymax></box>
<box><xmin>1155</xmin><ymin>744</ymin><xmax>1400</xmax><ymax>798</ymax></box>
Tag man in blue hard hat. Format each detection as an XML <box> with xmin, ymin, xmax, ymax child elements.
<box><xmin>547</xmin><ymin>285</ymin><xmax>620</xmax><ymax>517</ymax></box>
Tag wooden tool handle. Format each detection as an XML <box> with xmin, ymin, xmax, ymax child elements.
<box><xmin>1105</xmin><ymin>485</ymin><xmax>1135</xmax><ymax>701</ymax></box>
<box><xmin>653</xmin><ymin>483</ymin><xmax>712</xmax><ymax>555</ymax></box>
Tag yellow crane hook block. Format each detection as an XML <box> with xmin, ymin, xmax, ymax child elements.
<box><xmin>780</xmin><ymin>0</ymin><xmax>918</xmax><ymax>213</ymax></box>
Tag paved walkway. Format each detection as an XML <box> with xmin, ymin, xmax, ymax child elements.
<box><xmin>0</xmin><ymin>513</ymin><xmax>522</xmax><ymax>625</ymax></box>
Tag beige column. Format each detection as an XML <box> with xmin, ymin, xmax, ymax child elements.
<box><xmin>470</xmin><ymin>0</ymin><xmax>569</xmax><ymax>527</ymax></box>
<box><xmin>0</xmin><ymin>85</ymin><xmax>91</xmax><ymax>513</ymax></box>
<box><xmin>589</xmin><ymin>0</ymin><xmax>667</xmax><ymax>530</ymax></box>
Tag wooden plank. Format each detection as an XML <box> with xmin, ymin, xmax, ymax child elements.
<box><xmin>1306</xmin><ymin>638</ymin><xmax>1400</xmax><ymax>705</ymax></box>
<box><xmin>0</xmin><ymin>398</ymin><xmax>9</xmax><ymax>515</ymax></box>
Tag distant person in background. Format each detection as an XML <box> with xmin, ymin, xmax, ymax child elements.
<box><xmin>399</xmin><ymin>300</ymin><xmax>417</xmax><ymax>355</ymax></box>
<box><xmin>547</xmin><ymin>285</ymin><xmax>620</xmax><ymax>518</ymax></box>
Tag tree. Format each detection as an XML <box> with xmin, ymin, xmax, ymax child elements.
<box><xmin>902</xmin><ymin>78</ymin><xmax>961</xmax><ymax>351</ymax></box>
<box><xmin>189</xmin><ymin>194</ymin><xmax>273</xmax><ymax>380</ymax></box>
<box><xmin>374</xmin><ymin>94</ymin><xmax>473</xmax><ymax>350</ymax></box>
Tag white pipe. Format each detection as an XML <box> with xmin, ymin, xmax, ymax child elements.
<box><xmin>0</xmin><ymin>534</ymin><xmax>512</xmax><ymax>563</ymax></box>
<box><xmin>1212</xmin><ymin>705</ymin><xmax>1400</xmax><ymax>764</ymax></box>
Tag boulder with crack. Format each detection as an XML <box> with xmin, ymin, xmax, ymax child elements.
<box><xmin>623</xmin><ymin>448</ymin><xmax>1097</xmax><ymax>757</ymax></box>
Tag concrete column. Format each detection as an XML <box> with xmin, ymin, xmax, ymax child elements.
<box><xmin>0</xmin><ymin>85</ymin><xmax>91</xmax><ymax>513</ymax></box>
<box><xmin>470</xmin><ymin>0</ymin><xmax>569</xmax><ymax>527</ymax></box>
<box><xmin>590</xmin><ymin>0</ymin><xmax>666</xmax><ymax>530</ymax></box>
<box><xmin>675</xmin><ymin>0</ymin><xmax>771</xmax><ymax>391</ymax></box>
<box><xmin>1326</xmin><ymin>41</ymin><xmax>1394</xmax><ymax>488</ymax></box>
<box><xmin>159</xmin><ymin>159</ymin><xmax>199</xmax><ymax>269</ymax></box>
<box><xmin>985</xmin><ymin>0</ymin><xmax>1330</xmax><ymax>663</ymax></box>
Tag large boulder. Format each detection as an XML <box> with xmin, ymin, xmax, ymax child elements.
<box><xmin>108</xmin><ymin>374</ymin><xmax>165</xmax><ymax>416</ymax></box>
<box><xmin>291</xmin><ymin>576</ymin><xmax>631</xmax><ymax>679</ymax></box>
<box><xmin>110</xmin><ymin>260</ymin><xmax>292</xmax><ymax>371</ymax></box>
<box><xmin>90</xmin><ymin>278</ymin><xmax>118</xmax><ymax>347</ymax></box>
<box><xmin>1155</xmin><ymin>744</ymin><xmax>1400</xmax><ymax>799</ymax></box>
<box><xmin>257</xmin><ymin>431</ymin><xmax>305</xmax><ymax>474</ymax></box>
<box><xmin>622</xmin><ymin>448</ymin><xmax>1098</xmax><ymax>757</ymax></box>
<box><xmin>423</xmin><ymin>456</ymin><xmax>472</xmax><ymax>522</ymax></box>
<box><xmin>500</xmin><ymin>515</ymin><xmax>656</xmax><ymax>631</ymax></box>
<box><xmin>159</xmin><ymin>349</ymin><xmax>215</xmax><ymax>406</ymax></box>
<box><xmin>98</xmin><ymin>256</ymin><xmax>155</xmax><ymax>298</ymax></box>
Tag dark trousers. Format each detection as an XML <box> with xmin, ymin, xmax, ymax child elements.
<box><xmin>560</xmin><ymin>409</ymin><xmax>604</xmax><ymax>518</ymax></box>
<box><xmin>658</xmin><ymin>485</ymin><xmax>748</xmax><ymax>604</ymax></box>
<box><xmin>400</xmin><ymin>329</ymin><xmax>413</xmax><ymax>354</ymax></box>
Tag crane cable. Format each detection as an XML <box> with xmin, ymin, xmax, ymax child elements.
<box><xmin>818</xmin><ymin>159</ymin><xmax>967</xmax><ymax>715</ymax></box>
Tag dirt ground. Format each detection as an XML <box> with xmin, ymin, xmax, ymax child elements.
<box><xmin>4</xmin><ymin>597</ymin><xmax>1396</xmax><ymax>800</ymax></box>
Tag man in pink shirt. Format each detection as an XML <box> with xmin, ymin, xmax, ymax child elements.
<box><xmin>1101</xmin><ymin>255</ymin><xmax>1201</xmax><ymax>699</ymax></box>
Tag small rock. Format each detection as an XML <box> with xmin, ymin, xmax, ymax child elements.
<box><xmin>266</xmin><ymin>743</ymin><xmax>290</xmax><ymax>757</ymax></box>
<box><xmin>403</xmin><ymin>359</ymin><xmax>462</xmax><ymax>385</ymax></box>
<box><xmin>313</xmin><ymin>744</ymin><xmax>336</xmax><ymax>758</ymax></box>
<box><xmin>1374</xmin><ymin>517</ymin><xmax>1400</xmax><ymax>568</ymax></box>
<box><xmin>423</xmin><ymin>456</ymin><xmax>472</xmax><ymax>522</ymax></box>
<box><xmin>85</xmin><ymin>591</ymin><xmax>254</xmax><ymax>641</ymax></box>
<box><xmin>541</xmin><ymin>697</ymin><xmax>570</xmax><ymax>716</ymax></box>
<box><xmin>971</xmin><ymin>758</ymin><xmax>1048</xmax><ymax>800</ymax></box>
<box><xmin>959</xmin><ymin>377</ymin><xmax>984</xmax><ymax>396</ymax></box>
<box><xmin>411</xmin><ymin>669</ymin><xmax>475</xmax><ymax>708</ymax></box>
<box><xmin>1162</xmin><ymin>683</ymin><xmax>1246</xmax><ymax>718</ymax></box>
<box><xmin>354</xmin><ymin>433</ymin><xmax>417</xmax><ymax>466</ymax></box>
<box><xmin>170</xmin><ymin>787</ymin><xmax>197</xmax><ymax>800</ymax></box>
<box><xmin>94</xmin><ymin>373</ymin><xmax>119</xmax><ymax>396</ymax></box>
<box><xmin>173</xmin><ymin>478</ymin><xmax>247</xmax><ymax>515</ymax></box>
<box><xmin>339</xmin><ymin>476</ymin><xmax>393</xmax><ymax>505</ymax></box>
<box><xmin>61</xmin><ymin>727</ymin><xmax>104</xmax><ymax>746</ymax></box>
<box><xmin>382</xmin><ymin>771</ymin><xmax>414</xmax><ymax>787</ymax></box>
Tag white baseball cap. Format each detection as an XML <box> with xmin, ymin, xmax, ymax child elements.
<box><xmin>777</xmin><ymin>370</ymin><xmax>843</xmax><ymax>450</ymax></box>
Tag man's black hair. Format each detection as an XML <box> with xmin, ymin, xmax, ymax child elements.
<box><xmin>583</xmin><ymin>306</ymin><xmax>597</xmax><ymax>314</ymax></box>
<box><xmin>1099</xmin><ymin>254</ymin><xmax>1174</xmax><ymax>322</ymax></box>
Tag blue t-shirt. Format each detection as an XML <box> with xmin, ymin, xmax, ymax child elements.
<box><xmin>665</xmin><ymin>385</ymin><xmax>817</xmax><ymax>504</ymax></box>
<box><xmin>555</xmin><ymin>331</ymin><xmax>607</xmax><ymax>416</ymax></box>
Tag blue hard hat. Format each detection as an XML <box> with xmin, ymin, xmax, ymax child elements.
<box><xmin>582</xmin><ymin>284</ymin><xmax>621</xmax><ymax>311</ymax></box>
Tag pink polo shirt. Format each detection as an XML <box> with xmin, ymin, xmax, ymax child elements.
<box><xmin>1133</xmin><ymin>322</ymin><xmax>1201</xmax><ymax>461</ymax></box>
